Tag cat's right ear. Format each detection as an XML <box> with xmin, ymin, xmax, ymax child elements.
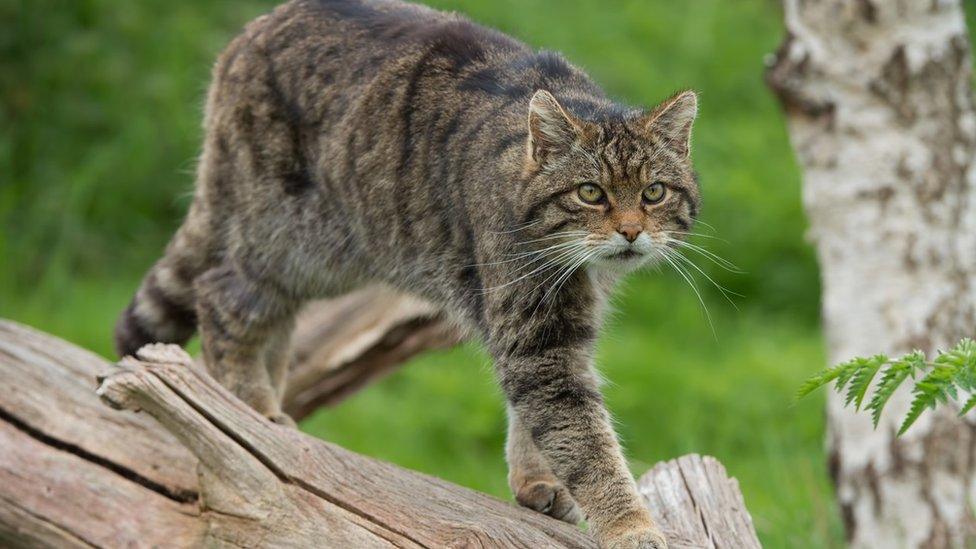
<box><xmin>526</xmin><ymin>90</ymin><xmax>584</xmax><ymax>167</ymax></box>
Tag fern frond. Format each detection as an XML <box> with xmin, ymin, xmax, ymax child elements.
<box><xmin>795</xmin><ymin>361</ymin><xmax>848</xmax><ymax>401</ymax></box>
<box><xmin>867</xmin><ymin>351</ymin><xmax>923</xmax><ymax>427</ymax></box>
<box><xmin>899</xmin><ymin>390</ymin><xmax>932</xmax><ymax>435</ymax></box>
<box><xmin>798</xmin><ymin>339</ymin><xmax>976</xmax><ymax>437</ymax></box>
<box><xmin>844</xmin><ymin>355</ymin><xmax>885</xmax><ymax>410</ymax></box>
<box><xmin>899</xmin><ymin>352</ymin><xmax>971</xmax><ymax>434</ymax></box>
<box><xmin>952</xmin><ymin>338</ymin><xmax>976</xmax><ymax>417</ymax></box>
<box><xmin>943</xmin><ymin>339</ymin><xmax>976</xmax><ymax>392</ymax></box>
<box><xmin>834</xmin><ymin>358</ymin><xmax>861</xmax><ymax>393</ymax></box>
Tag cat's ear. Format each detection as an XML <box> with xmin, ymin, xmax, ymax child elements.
<box><xmin>641</xmin><ymin>90</ymin><xmax>698</xmax><ymax>158</ymax></box>
<box><xmin>526</xmin><ymin>90</ymin><xmax>585</xmax><ymax>166</ymax></box>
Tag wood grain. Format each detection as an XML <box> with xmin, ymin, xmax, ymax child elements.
<box><xmin>285</xmin><ymin>287</ymin><xmax>462</xmax><ymax>420</ymax></box>
<box><xmin>0</xmin><ymin>318</ymin><xmax>758</xmax><ymax>548</ymax></box>
<box><xmin>637</xmin><ymin>455</ymin><xmax>761</xmax><ymax>549</ymax></box>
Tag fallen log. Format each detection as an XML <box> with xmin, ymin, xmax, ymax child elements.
<box><xmin>283</xmin><ymin>287</ymin><xmax>462</xmax><ymax>420</ymax></box>
<box><xmin>0</xmin><ymin>318</ymin><xmax>759</xmax><ymax>548</ymax></box>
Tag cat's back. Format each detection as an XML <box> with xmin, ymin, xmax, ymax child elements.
<box><xmin>210</xmin><ymin>0</ymin><xmax>531</xmax><ymax>111</ymax></box>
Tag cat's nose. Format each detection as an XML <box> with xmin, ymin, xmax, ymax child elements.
<box><xmin>617</xmin><ymin>224</ymin><xmax>642</xmax><ymax>243</ymax></box>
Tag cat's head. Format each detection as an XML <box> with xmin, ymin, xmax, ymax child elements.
<box><xmin>518</xmin><ymin>89</ymin><xmax>700</xmax><ymax>272</ymax></box>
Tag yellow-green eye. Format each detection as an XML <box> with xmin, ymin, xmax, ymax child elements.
<box><xmin>643</xmin><ymin>182</ymin><xmax>667</xmax><ymax>204</ymax></box>
<box><xmin>577</xmin><ymin>183</ymin><xmax>605</xmax><ymax>204</ymax></box>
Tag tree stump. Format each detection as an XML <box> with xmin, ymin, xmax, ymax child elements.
<box><xmin>638</xmin><ymin>456</ymin><xmax>760</xmax><ymax>549</ymax></box>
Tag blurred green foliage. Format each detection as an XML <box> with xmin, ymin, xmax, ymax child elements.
<box><xmin>2</xmin><ymin>0</ymin><xmax>844</xmax><ymax>546</ymax></box>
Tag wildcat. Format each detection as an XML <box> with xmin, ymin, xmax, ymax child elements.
<box><xmin>114</xmin><ymin>0</ymin><xmax>700</xmax><ymax>546</ymax></box>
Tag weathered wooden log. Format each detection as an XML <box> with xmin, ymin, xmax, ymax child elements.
<box><xmin>284</xmin><ymin>287</ymin><xmax>462</xmax><ymax>420</ymax></box>
<box><xmin>100</xmin><ymin>344</ymin><xmax>590</xmax><ymax>547</ymax></box>
<box><xmin>0</xmin><ymin>319</ymin><xmax>759</xmax><ymax>547</ymax></box>
<box><xmin>638</xmin><ymin>455</ymin><xmax>761</xmax><ymax>549</ymax></box>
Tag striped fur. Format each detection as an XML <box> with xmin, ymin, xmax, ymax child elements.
<box><xmin>115</xmin><ymin>1</ymin><xmax>700</xmax><ymax>546</ymax></box>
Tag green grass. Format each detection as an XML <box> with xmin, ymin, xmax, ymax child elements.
<box><xmin>2</xmin><ymin>0</ymin><xmax>844</xmax><ymax>546</ymax></box>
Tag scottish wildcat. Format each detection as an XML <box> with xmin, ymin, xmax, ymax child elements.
<box><xmin>115</xmin><ymin>0</ymin><xmax>700</xmax><ymax>546</ymax></box>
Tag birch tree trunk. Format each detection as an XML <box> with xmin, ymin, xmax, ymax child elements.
<box><xmin>767</xmin><ymin>1</ymin><xmax>976</xmax><ymax>546</ymax></box>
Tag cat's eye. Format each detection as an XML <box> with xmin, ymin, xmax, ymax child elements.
<box><xmin>577</xmin><ymin>183</ymin><xmax>605</xmax><ymax>204</ymax></box>
<box><xmin>643</xmin><ymin>182</ymin><xmax>667</xmax><ymax>204</ymax></box>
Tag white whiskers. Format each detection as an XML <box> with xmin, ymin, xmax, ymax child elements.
<box><xmin>472</xmin><ymin>225</ymin><xmax>740</xmax><ymax>341</ymax></box>
<box><xmin>475</xmin><ymin>234</ymin><xmax>592</xmax><ymax>294</ymax></box>
<box><xmin>653</xmin><ymin>246</ymin><xmax>717</xmax><ymax>337</ymax></box>
<box><xmin>648</xmin><ymin>232</ymin><xmax>743</xmax><ymax>337</ymax></box>
<box><xmin>665</xmin><ymin>238</ymin><xmax>741</xmax><ymax>273</ymax></box>
<box><xmin>486</xmin><ymin>219</ymin><xmax>542</xmax><ymax>235</ymax></box>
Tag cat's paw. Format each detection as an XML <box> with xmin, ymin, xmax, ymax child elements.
<box><xmin>514</xmin><ymin>479</ymin><xmax>583</xmax><ymax>524</ymax></box>
<box><xmin>602</xmin><ymin>528</ymin><xmax>668</xmax><ymax>549</ymax></box>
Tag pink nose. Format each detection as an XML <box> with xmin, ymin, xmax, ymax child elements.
<box><xmin>618</xmin><ymin>224</ymin><xmax>642</xmax><ymax>243</ymax></box>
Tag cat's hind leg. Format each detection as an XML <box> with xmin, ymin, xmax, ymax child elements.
<box><xmin>263</xmin><ymin>315</ymin><xmax>298</xmax><ymax>426</ymax></box>
<box><xmin>195</xmin><ymin>263</ymin><xmax>299</xmax><ymax>423</ymax></box>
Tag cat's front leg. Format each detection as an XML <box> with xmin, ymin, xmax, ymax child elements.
<box><xmin>494</xmin><ymin>343</ymin><xmax>666</xmax><ymax>548</ymax></box>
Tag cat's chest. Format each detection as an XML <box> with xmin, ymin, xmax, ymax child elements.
<box><xmin>587</xmin><ymin>268</ymin><xmax>623</xmax><ymax>317</ymax></box>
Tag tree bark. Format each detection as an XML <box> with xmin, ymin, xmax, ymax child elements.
<box><xmin>767</xmin><ymin>1</ymin><xmax>976</xmax><ymax>546</ymax></box>
<box><xmin>0</xmin><ymin>319</ymin><xmax>759</xmax><ymax>547</ymax></box>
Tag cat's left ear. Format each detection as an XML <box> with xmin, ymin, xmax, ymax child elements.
<box><xmin>641</xmin><ymin>90</ymin><xmax>698</xmax><ymax>158</ymax></box>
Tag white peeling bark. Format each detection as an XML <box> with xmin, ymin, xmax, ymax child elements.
<box><xmin>767</xmin><ymin>1</ymin><xmax>976</xmax><ymax>546</ymax></box>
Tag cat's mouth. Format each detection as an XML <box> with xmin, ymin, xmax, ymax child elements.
<box><xmin>607</xmin><ymin>249</ymin><xmax>642</xmax><ymax>261</ymax></box>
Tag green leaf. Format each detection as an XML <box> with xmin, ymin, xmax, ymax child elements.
<box><xmin>898</xmin><ymin>364</ymin><xmax>957</xmax><ymax>435</ymax></box>
<box><xmin>795</xmin><ymin>361</ymin><xmax>848</xmax><ymax>401</ymax></box>
<box><xmin>867</xmin><ymin>351</ymin><xmax>923</xmax><ymax>427</ymax></box>
<box><xmin>844</xmin><ymin>355</ymin><xmax>884</xmax><ymax>410</ymax></box>
<box><xmin>805</xmin><ymin>340</ymin><xmax>976</xmax><ymax>436</ymax></box>
<box><xmin>960</xmin><ymin>393</ymin><xmax>976</xmax><ymax>416</ymax></box>
<box><xmin>834</xmin><ymin>359</ymin><xmax>860</xmax><ymax>392</ymax></box>
<box><xmin>898</xmin><ymin>392</ymin><xmax>929</xmax><ymax>435</ymax></box>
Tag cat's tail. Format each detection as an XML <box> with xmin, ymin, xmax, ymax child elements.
<box><xmin>114</xmin><ymin>209</ymin><xmax>212</xmax><ymax>358</ymax></box>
